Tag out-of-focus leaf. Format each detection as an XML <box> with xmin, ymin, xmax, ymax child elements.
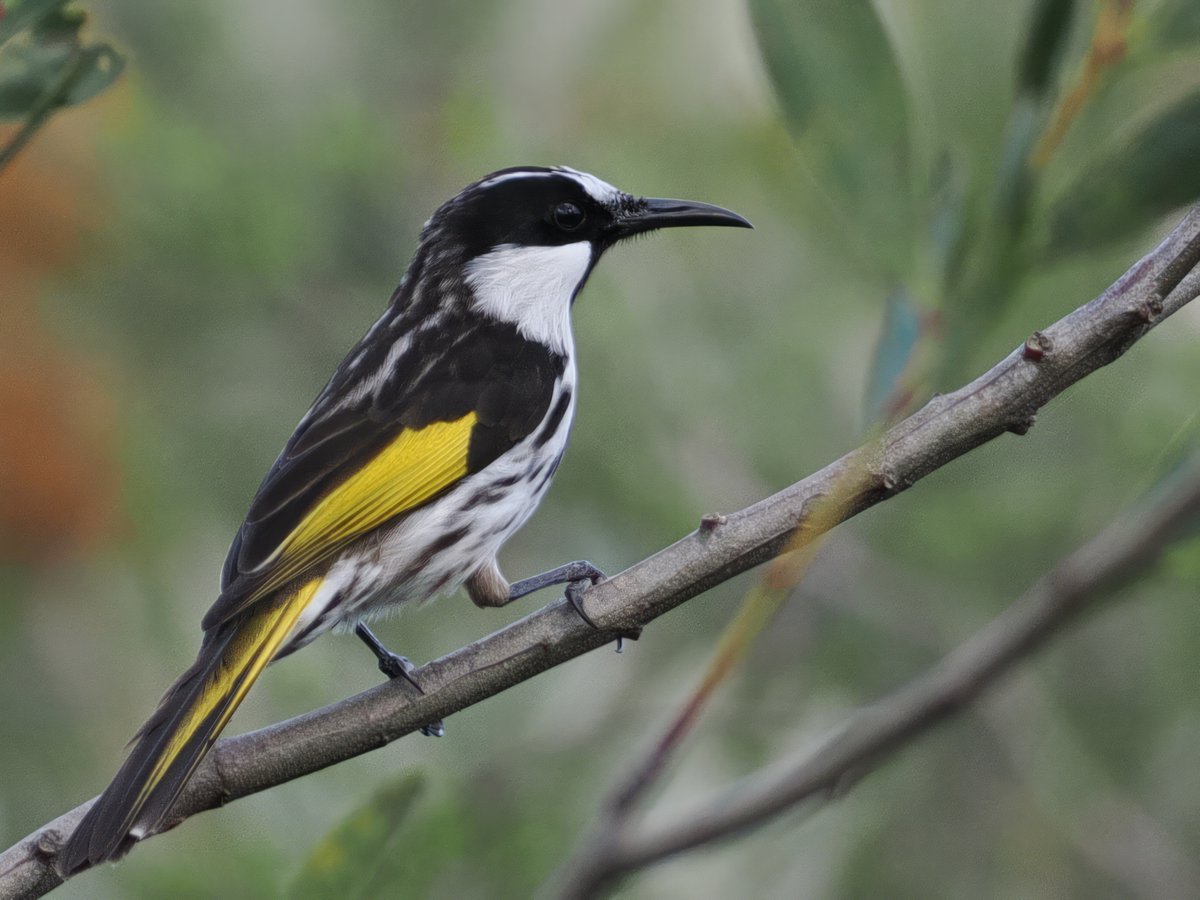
<box><xmin>0</xmin><ymin>76</ymin><xmax>42</xmax><ymax>117</ymax></box>
<box><xmin>63</xmin><ymin>43</ymin><xmax>122</xmax><ymax>105</ymax></box>
<box><xmin>291</xmin><ymin>763</ymin><xmax>583</xmax><ymax>898</ymax></box>
<box><xmin>0</xmin><ymin>0</ymin><xmax>70</xmax><ymax>46</ymax></box>
<box><xmin>0</xmin><ymin>40</ymin><xmax>122</xmax><ymax>119</ymax></box>
<box><xmin>29</xmin><ymin>5</ymin><xmax>84</xmax><ymax>42</ymax></box>
<box><xmin>0</xmin><ymin>40</ymin><xmax>72</xmax><ymax>118</ymax></box>
<box><xmin>990</xmin><ymin>93</ymin><xmax>1041</xmax><ymax>234</ymax></box>
<box><xmin>865</xmin><ymin>287</ymin><xmax>922</xmax><ymax>424</ymax></box>
<box><xmin>749</xmin><ymin>0</ymin><xmax>913</xmax><ymax>269</ymax></box>
<box><xmin>927</xmin><ymin>152</ymin><xmax>968</xmax><ymax>286</ymax></box>
<box><xmin>1017</xmin><ymin>0</ymin><xmax>1078</xmax><ymax>97</ymax></box>
<box><xmin>1044</xmin><ymin>91</ymin><xmax>1200</xmax><ymax>254</ymax></box>
<box><xmin>1148</xmin><ymin>0</ymin><xmax>1200</xmax><ymax>51</ymax></box>
<box><xmin>288</xmin><ymin>772</ymin><xmax>425</xmax><ymax>900</ymax></box>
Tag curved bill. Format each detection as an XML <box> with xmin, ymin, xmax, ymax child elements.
<box><xmin>611</xmin><ymin>197</ymin><xmax>753</xmax><ymax>239</ymax></box>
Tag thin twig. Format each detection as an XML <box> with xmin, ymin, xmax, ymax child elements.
<box><xmin>2</xmin><ymin>206</ymin><xmax>1199</xmax><ymax>900</ymax></box>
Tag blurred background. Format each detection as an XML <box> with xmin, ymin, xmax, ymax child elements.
<box><xmin>4</xmin><ymin>0</ymin><xmax>1200</xmax><ymax>896</ymax></box>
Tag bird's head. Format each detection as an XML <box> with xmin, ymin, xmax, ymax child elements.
<box><xmin>421</xmin><ymin>165</ymin><xmax>751</xmax><ymax>257</ymax></box>
<box><xmin>412</xmin><ymin>166</ymin><xmax>751</xmax><ymax>351</ymax></box>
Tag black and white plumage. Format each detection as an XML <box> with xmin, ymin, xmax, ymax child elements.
<box><xmin>59</xmin><ymin>165</ymin><xmax>750</xmax><ymax>872</ymax></box>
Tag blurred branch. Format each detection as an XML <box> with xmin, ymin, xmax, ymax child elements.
<box><xmin>808</xmin><ymin>535</ymin><xmax>1200</xmax><ymax>896</ymax></box>
<box><xmin>554</xmin><ymin>458</ymin><xmax>1200</xmax><ymax>898</ymax></box>
<box><xmin>3</xmin><ymin>206</ymin><xmax>1200</xmax><ymax>899</ymax></box>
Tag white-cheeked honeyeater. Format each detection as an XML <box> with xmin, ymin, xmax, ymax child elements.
<box><xmin>59</xmin><ymin>166</ymin><xmax>750</xmax><ymax>872</ymax></box>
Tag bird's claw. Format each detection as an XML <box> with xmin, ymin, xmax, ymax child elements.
<box><xmin>377</xmin><ymin>651</ymin><xmax>416</xmax><ymax>683</ymax></box>
<box><xmin>376</xmin><ymin>651</ymin><xmax>444</xmax><ymax>737</ymax></box>
<box><xmin>615</xmin><ymin>625</ymin><xmax>643</xmax><ymax>653</ymax></box>
<box><xmin>565</xmin><ymin>577</ymin><xmax>603</xmax><ymax>630</ymax></box>
<box><xmin>564</xmin><ymin>570</ymin><xmax>641</xmax><ymax>653</ymax></box>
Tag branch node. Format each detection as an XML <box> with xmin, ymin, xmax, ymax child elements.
<box><xmin>698</xmin><ymin>512</ymin><xmax>727</xmax><ymax>533</ymax></box>
<box><xmin>1023</xmin><ymin>331</ymin><xmax>1052</xmax><ymax>361</ymax></box>
<box><xmin>1007</xmin><ymin>414</ymin><xmax>1037</xmax><ymax>436</ymax></box>
<box><xmin>1136</xmin><ymin>293</ymin><xmax>1164</xmax><ymax>324</ymax></box>
<box><xmin>879</xmin><ymin>469</ymin><xmax>900</xmax><ymax>493</ymax></box>
<box><xmin>32</xmin><ymin>832</ymin><xmax>58</xmax><ymax>862</ymax></box>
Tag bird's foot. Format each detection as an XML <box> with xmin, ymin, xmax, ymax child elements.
<box><xmin>356</xmin><ymin>623</ymin><xmax>444</xmax><ymax>737</ymax></box>
<box><xmin>377</xmin><ymin>653</ymin><xmax>445</xmax><ymax>738</ymax></box>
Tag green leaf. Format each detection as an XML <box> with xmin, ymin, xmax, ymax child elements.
<box><xmin>1016</xmin><ymin>0</ymin><xmax>1078</xmax><ymax>97</ymax></box>
<box><xmin>865</xmin><ymin>287</ymin><xmax>922</xmax><ymax>423</ymax></box>
<box><xmin>63</xmin><ymin>43</ymin><xmax>123</xmax><ymax>106</ymax></box>
<box><xmin>749</xmin><ymin>0</ymin><xmax>913</xmax><ymax>270</ymax></box>
<box><xmin>927</xmin><ymin>151</ymin><xmax>969</xmax><ymax>284</ymax></box>
<box><xmin>0</xmin><ymin>39</ymin><xmax>72</xmax><ymax>118</ymax></box>
<box><xmin>291</xmin><ymin>761</ymin><xmax>585</xmax><ymax>898</ymax></box>
<box><xmin>0</xmin><ymin>75</ymin><xmax>42</xmax><ymax>117</ymax></box>
<box><xmin>288</xmin><ymin>772</ymin><xmax>425</xmax><ymax>900</ymax></box>
<box><xmin>1044</xmin><ymin>91</ymin><xmax>1200</xmax><ymax>254</ymax></box>
<box><xmin>28</xmin><ymin>3</ymin><xmax>84</xmax><ymax>42</ymax></box>
<box><xmin>0</xmin><ymin>40</ymin><xmax>122</xmax><ymax>118</ymax></box>
<box><xmin>0</xmin><ymin>0</ymin><xmax>71</xmax><ymax>46</ymax></box>
<box><xmin>1148</xmin><ymin>0</ymin><xmax>1200</xmax><ymax>51</ymax></box>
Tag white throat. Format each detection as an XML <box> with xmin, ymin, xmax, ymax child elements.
<box><xmin>464</xmin><ymin>241</ymin><xmax>591</xmax><ymax>355</ymax></box>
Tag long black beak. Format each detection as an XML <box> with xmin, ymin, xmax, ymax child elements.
<box><xmin>611</xmin><ymin>197</ymin><xmax>753</xmax><ymax>239</ymax></box>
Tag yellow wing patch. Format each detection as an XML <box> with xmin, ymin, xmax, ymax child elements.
<box><xmin>248</xmin><ymin>413</ymin><xmax>477</xmax><ymax>605</ymax></box>
<box><xmin>137</xmin><ymin>576</ymin><xmax>323</xmax><ymax>808</ymax></box>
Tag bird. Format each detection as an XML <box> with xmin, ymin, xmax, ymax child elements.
<box><xmin>58</xmin><ymin>165</ymin><xmax>750</xmax><ymax>873</ymax></box>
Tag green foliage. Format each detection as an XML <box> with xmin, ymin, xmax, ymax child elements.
<box><xmin>0</xmin><ymin>40</ymin><xmax>121</xmax><ymax>117</ymax></box>
<box><xmin>750</xmin><ymin>0</ymin><xmax>914</xmax><ymax>274</ymax></box>
<box><xmin>1017</xmin><ymin>0</ymin><xmax>1078</xmax><ymax>96</ymax></box>
<box><xmin>289</xmin><ymin>773</ymin><xmax>426</xmax><ymax>900</ymax></box>
<box><xmin>0</xmin><ymin>0</ymin><xmax>67</xmax><ymax>45</ymax></box>
<box><xmin>752</xmin><ymin>0</ymin><xmax>1200</xmax><ymax>410</ymax></box>
<box><xmin>1045</xmin><ymin>91</ymin><xmax>1200</xmax><ymax>253</ymax></box>
<box><xmin>291</xmin><ymin>765</ymin><xmax>583</xmax><ymax>898</ymax></box>
<box><xmin>0</xmin><ymin>0</ymin><xmax>123</xmax><ymax>116</ymax></box>
<box><xmin>863</xmin><ymin>287</ymin><xmax>922</xmax><ymax>423</ymax></box>
<box><xmin>0</xmin><ymin>0</ymin><xmax>124</xmax><ymax>170</ymax></box>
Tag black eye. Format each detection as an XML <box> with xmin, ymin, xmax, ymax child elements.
<box><xmin>552</xmin><ymin>201</ymin><xmax>585</xmax><ymax>231</ymax></box>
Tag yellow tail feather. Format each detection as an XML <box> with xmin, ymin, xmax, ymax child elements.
<box><xmin>59</xmin><ymin>576</ymin><xmax>323</xmax><ymax>873</ymax></box>
<box><xmin>136</xmin><ymin>576</ymin><xmax>322</xmax><ymax>808</ymax></box>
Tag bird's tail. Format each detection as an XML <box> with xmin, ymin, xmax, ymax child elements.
<box><xmin>58</xmin><ymin>577</ymin><xmax>322</xmax><ymax>875</ymax></box>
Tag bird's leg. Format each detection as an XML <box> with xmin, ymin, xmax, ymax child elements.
<box><xmin>467</xmin><ymin>559</ymin><xmax>642</xmax><ymax>649</ymax></box>
<box><xmin>354</xmin><ymin>623</ymin><xmax>444</xmax><ymax>737</ymax></box>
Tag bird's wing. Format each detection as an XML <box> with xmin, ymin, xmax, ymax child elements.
<box><xmin>203</xmin><ymin>316</ymin><xmax>565</xmax><ymax>630</ymax></box>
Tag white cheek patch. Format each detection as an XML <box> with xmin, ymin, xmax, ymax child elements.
<box><xmin>465</xmin><ymin>242</ymin><xmax>592</xmax><ymax>354</ymax></box>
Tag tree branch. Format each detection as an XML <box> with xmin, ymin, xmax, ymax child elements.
<box><xmin>3</xmin><ymin>207</ymin><xmax>1199</xmax><ymax>899</ymax></box>
<box><xmin>554</xmin><ymin>457</ymin><xmax>1200</xmax><ymax>897</ymax></box>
